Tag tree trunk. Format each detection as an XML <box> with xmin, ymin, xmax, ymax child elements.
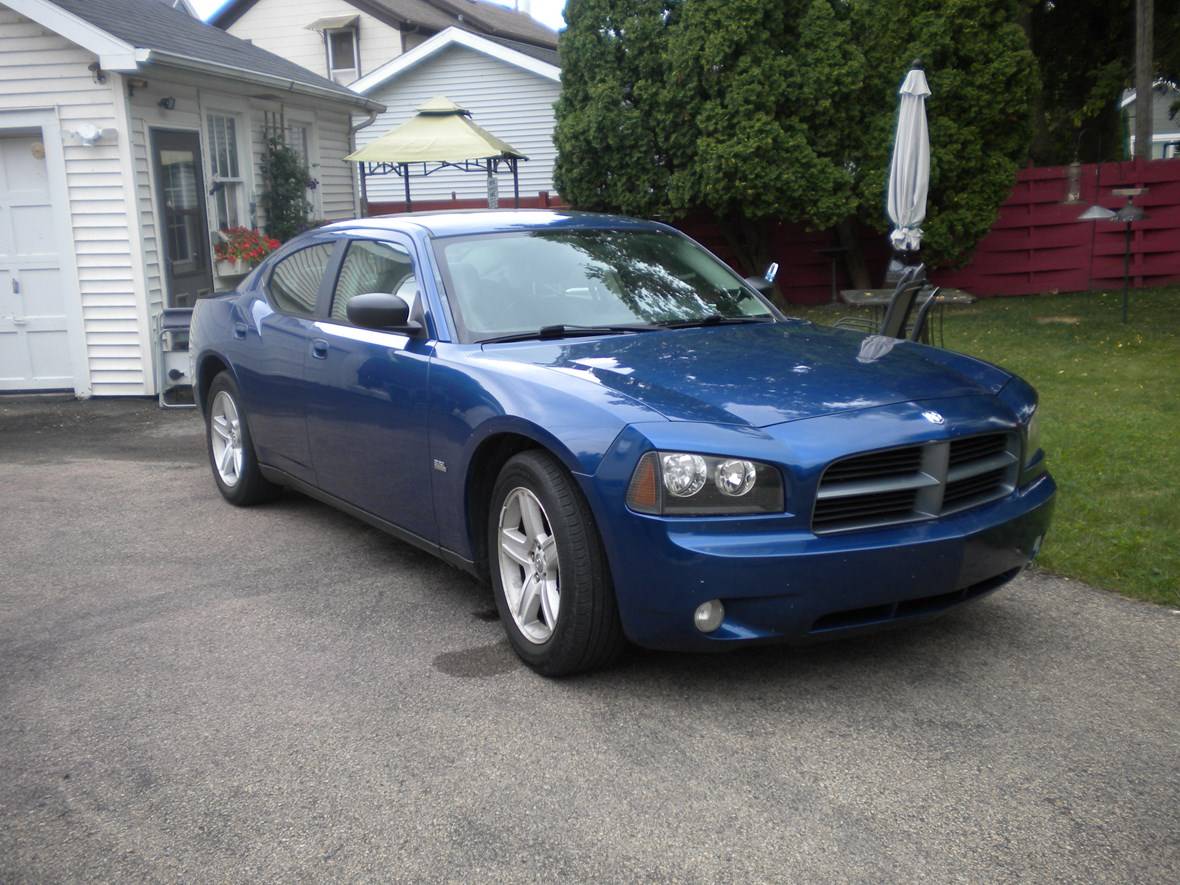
<box><xmin>1134</xmin><ymin>0</ymin><xmax>1154</xmax><ymax>159</ymax></box>
<box><xmin>836</xmin><ymin>217</ymin><xmax>872</xmax><ymax>289</ymax></box>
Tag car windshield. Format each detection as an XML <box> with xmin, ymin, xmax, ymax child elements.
<box><xmin>435</xmin><ymin>228</ymin><xmax>773</xmax><ymax>341</ymax></box>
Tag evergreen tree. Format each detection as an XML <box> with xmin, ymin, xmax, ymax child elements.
<box><xmin>553</xmin><ymin>0</ymin><xmax>681</xmax><ymax>216</ymax></box>
<box><xmin>553</xmin><ymin>0</ymin><xmax>1039</xmax><ymax>281</ymax></box>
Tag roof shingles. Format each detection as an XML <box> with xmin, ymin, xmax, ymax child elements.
<box><xmin>49</xmin><ymin>0</ymin><xmax>370</xmax><ymax>102</ymax></box>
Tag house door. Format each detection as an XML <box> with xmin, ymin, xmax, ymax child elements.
<box><xmin>0</xmin><ymin>132</ymin><xmax>73</xmax><ymax>392</ymax></box>
<box><xmin>151</xmin><ymin>129</ymin><xmax>213</xmax><ymax>307</ymax></box>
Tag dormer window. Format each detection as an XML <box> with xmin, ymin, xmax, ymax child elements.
<box><xmin>307</xmin><ymin>15</ymin><xmax>360</xmax><ymax>84</ymax></box>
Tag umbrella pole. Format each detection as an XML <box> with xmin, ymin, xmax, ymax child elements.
<box><xmin>512</xmin><ymin>159</ymin><xmax>520</xmax><ymax>209</ymax></box>
<box><xmin>402</xmin><ymin>163</ymin><xmax>412</xmax><ymax>213</ymax></box>
<box><xmin>359</xmin><ymin>163</ymin><xmax>368</xmax><ymax>217</ymax></box>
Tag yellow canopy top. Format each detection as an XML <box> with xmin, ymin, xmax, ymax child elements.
<box><xmin>345</xmin><ymin>96</ymin><xmax>527</xmax><ymax>164</ymax></box>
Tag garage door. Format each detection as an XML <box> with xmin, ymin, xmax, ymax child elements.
<box><xmin>0</xmin><ymin>133</ymin><xmax>73</xmax><ymax>391</ymax></box>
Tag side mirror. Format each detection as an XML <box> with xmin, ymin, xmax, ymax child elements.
<box><xmin>744</xmin><ymin>262</ymin><xmax>779</xmax><ymax>294</ymax></box>
<box><xmin>346</xmin><ymin>292</ymin><xmax>422</xmax><ymax>334</ymax></box>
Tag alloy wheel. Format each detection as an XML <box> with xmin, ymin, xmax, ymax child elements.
<box><xmin>497</xmin><ymin>487</ymin><xmax>561</xmax><ymax>644</ymax></box>
<box><xmin>209</xmin><ymin>390</ymin><xmax>244</xmax><ymax>488</ymax></box>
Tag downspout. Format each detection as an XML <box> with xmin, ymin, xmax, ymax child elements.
<box><xmin>350</xmin><ymin>109</ymin><xmax>379</xmax><ymax>217</ymax></box>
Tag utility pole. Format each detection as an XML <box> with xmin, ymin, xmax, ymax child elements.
<box><xmin>1134</xmin><ymin>0</ymin><xmax>1154</xmax><ymax>159</ymax></box>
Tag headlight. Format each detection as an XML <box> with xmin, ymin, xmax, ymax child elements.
<box><xmin>626</xmin><ymin>451</ymin><xmax>785</xmax><ymax>515</ymax></box>
<box><xmin>1023</xmin><ymin>407</ymin><xmax>1042</xmax><ymax>466</ymax></box>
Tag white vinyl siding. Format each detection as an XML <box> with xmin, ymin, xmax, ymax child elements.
<box><xmin>0</xmin><ymin>7</ymin><xmax>366</xmax><ymax>396</ymax></box>
<box><xmin>227</xmin><ymin>0</ymin><xmax>404</xmax><ymax>83</ymax></box>
<box><xmin>0</xmin><ymin>6</ymin><xmax>142</xmax><ymax>396</ymax></box>
<box><xmin>354</xmin><ymin>45</ymin><xmax>559</xmax><ymax>204</ymax></box>
<box><xmin>316</xmin><ymin>110</ymin><xmax>356</xmax><ymax>220</ymax></box>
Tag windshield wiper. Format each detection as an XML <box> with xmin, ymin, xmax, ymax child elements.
<box><xmin>659</xmin><ymin>314</ymin><xmax>775</xmax><ymax>329</ymax></box>
<box><xmin>477</xmin><ymin>323</ymin><xmax>661</xmax><ymax>345</ymax></box>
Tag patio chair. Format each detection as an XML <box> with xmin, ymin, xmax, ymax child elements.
<box><xmin>878</xmin><ymin>264</ymin><xmax>928</xmax><ymax>339</ymax></box>
<box><xmin>833</xmin><ymin>264</ymin><xmax>929</xmax><ymax>337</ymax></box>
<box><xmin>908</xmin><ymin>283</ymin><xmax>943</xmax><ymax>343</ymax></box>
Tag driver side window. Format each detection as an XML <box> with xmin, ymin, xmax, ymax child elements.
<box><xmin>331</xmin><ymin>240</ymin><xmax>418</xmax><ymax>323</ymax></box>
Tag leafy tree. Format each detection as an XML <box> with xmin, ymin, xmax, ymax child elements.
<box><xmin>664</xmin><ymin>0</ymin><xmax>865</xmax><ymax>272</ymax></box>
<box><xmin>845</xmin><ymin>0</ymin><xmax>1038</xmax><ymax>268</ymax></box>
<box><xmin>553</xmin><ymin>0</ymin><xmax>682</xmax><ymax>217</ymax></box>
<box><xmin>553</xmin><ymin>0</ymin><xmax>1038</xmax><ymax>286</ymax></box>
<box><xmin>1026</xmin><ymin>0</ymin><xmax>1180</xmax><ymax>165</ymax></box>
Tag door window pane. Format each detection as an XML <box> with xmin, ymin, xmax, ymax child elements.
<box><xmin>268</xmin><ymin>243</ymin><xmax>335</xmax><ymax>318</ymax></box>
<box><xmin>331</xmin><ymin>241</ymin><xmax>417</xmax><ymax>323</ymax></box>
<box><xmin>160</xmin><ymin>148</ymin><xmax>199</xmax><ymax>266</ymax></box>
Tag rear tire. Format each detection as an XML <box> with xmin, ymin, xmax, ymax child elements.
<box><xmin>488</xmin><ymin>450</ymin><xmax>625</xmax><ymax>676</ymax></box>
<box><xmin>205</xmin><ymin>371</ymin><xmax>281</xmax><ymax>506</ymax></box>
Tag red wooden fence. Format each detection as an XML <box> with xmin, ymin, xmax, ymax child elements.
<box><xmin>365</xmin><ymin>158</ymin><xmax>1180</xmax><ymax>303</ymax></box>
<box><xmin>935</xmin><ymin>158</ymin><xmax>1180</xmax><ymax>296</ymax></box>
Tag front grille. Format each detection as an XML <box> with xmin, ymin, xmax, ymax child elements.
<box><xmin>812</xmin><ymin>432</ymin><xmax>1019</xmax><ymax>533</ymax></box>
<box><xmin>811</xmin><ymin>488</ymin><xmax>918</xmax><ymax>529</ymax></box>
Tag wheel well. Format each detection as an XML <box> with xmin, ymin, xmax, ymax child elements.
<box><xmin>466</xmin><ymin>433</ymin><xmax>542</xmax><ymax>578</ymax></box>
<box><xmin>196</xmin><ymin>354</ymin><xmax>229</xmax><ymax>411</ymax></box>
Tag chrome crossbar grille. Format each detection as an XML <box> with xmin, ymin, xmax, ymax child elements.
<box><xmin>812</xmin><ymin>432</ymin><xmax>1020</xmax><ymax>534</ymax></box>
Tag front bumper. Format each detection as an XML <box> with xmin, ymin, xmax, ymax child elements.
<box><xmin>583</xmin><ymin>455</ymin><xmax>1056</xmax><ymax>653</ymax></box>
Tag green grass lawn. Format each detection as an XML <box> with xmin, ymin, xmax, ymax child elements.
<box><xmin>790</xmin><ymin>285</ymin><xmax>1180</xmax><ymax>608</ymax></box>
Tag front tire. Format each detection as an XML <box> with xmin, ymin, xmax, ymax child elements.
<box><xmin>488</xmin><ymin>450</ymin><xmax>625</xmax><ymax>676</ymax></box>
<box><xmin>205</xmin><ymin>371</ymin><xmax>280</xmax><ymax>506</ymax></box>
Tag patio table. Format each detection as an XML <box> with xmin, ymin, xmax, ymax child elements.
<box><xmin>837</xmin><ymin>286</ymin><xmax>976</xmax><ymax>344</ymax></box>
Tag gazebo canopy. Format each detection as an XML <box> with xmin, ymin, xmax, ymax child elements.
<box><xmin>345</xmin><ymin>96</ymin><xmax>527</xmax><ymax>165</ymax></box>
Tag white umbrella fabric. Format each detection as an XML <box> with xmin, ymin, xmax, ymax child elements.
<box><xmin>887</xmin><ymin>67</ymin><xmax>932</xmax><ymax>252</ymax></box>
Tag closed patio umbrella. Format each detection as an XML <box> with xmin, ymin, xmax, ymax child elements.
<box><xmin>886</xmin><ymin>65</ymin><xmax>931</xmax><ymax>253</ymax></box>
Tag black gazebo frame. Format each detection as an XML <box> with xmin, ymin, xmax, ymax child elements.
<box><xmin>359</xmin><ymin>156</ymin><xmax>523</xmax><ymax>214</ymax></box>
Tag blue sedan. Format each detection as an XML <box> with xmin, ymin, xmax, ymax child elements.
<box><xmin>190</xmin><ymin>210</ymin><xmax>1055</xmax><ymax>675</ymax></box>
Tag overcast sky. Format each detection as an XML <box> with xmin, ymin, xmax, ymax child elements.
<box><xmin>190</xmin><ymin>0</ymin><xmax>566</xmax><ymax>32</ymax></box>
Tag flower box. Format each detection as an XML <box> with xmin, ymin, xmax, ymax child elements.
<box><xmin>215</xmin><ymin>258</ymin><xmax>251</xmax><ymax>278</ymax></box>
<box><xmin>213</xmin><ymin>228</ymin><xmax>282</xmax><ymax>276</ymax></box>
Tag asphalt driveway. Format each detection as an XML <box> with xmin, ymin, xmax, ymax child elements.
<box><xmin>1</xmin><ymin>398</ymin><xmax>1177</xmax><ymax>882</ymax></box>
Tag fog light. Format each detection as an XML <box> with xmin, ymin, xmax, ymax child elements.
<box><xmin>694</xmin><ymin>599</ymin><xmax>725</xmax><ymax>633</ymax></box>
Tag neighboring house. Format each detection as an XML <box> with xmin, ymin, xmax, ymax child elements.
<box><xmin>211</xmin><ymin>0</ymin><xmax>558</xmax><ymax>86</ymax></box>
<box><xmin>0</xmin><ymin>0</ymin><xmax>383</xmax><ymax>397</ymax></box>
<box><xmin>350</xmin><ymin>27</ymin><xmax>560</xmax><ymax>207</ymax></box>
<box><xmin>1122</xmin><ymin>82</ymin><xmax>1180</xmax><ymax>159</ymax></box>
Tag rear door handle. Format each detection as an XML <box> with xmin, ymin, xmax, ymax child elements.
<box><xmin>233</xmin><ymin>321</ymin><xmax>248</xmax><ymax>339</ymax></box>
<box><xmin>310</xmin><ymin>338</ymin><xmax>329</xmax><ymax>359</ymax></box>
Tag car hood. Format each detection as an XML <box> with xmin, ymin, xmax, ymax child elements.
<box><xmin>478</xmin><ymin>321</ymin><xmax>1011</xmax><ymax>427</ymax></box>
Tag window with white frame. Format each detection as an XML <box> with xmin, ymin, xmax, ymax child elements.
<box><xmin>326</xmin><ymin>27</ymin><xmax>359</xmax><ymax>84</ymax></box>
<box><xmin>207</xmin><ymin>112</ymin><xmax>244</xmax><ymax>230</ymax></box>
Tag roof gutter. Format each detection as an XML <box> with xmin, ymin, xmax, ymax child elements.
<box><xmin>140</xmin><ymin>49</ymin><xmax>385</xmax><ymax>113</ymax></box>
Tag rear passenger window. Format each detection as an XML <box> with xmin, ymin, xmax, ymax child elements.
<box><xmin>331</xmin><ymin>240</ymin><xmax>418</xmax><ymax>323</ymax></box>
<box><xmin>267</xmin><ymin>243</ymin><xmax>335</xmax><ymax>318</ymax></box>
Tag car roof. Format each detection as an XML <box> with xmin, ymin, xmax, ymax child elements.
<box><xmin>320</xmin><ymin>209</ymin><xmax>671</xmax><ymax>239</ymax></box>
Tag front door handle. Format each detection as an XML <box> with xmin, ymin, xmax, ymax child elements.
<box><xmin>310</xmin><ymin>338</ymin><xmax>329</xmax><ymax>359</ymax></box>
<box><xmin>233</xmin><ymin>321</ymin><xmax>248</xmax><ymax>339</ymax></box>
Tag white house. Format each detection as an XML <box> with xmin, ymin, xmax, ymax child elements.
<box><xmin>212</xmin><ymin>0</ymin><xmax>562</xmax><ymax>208</ymax></box>
<box><xmin>211</xmin><ymin>0</ymin><xmax>559</xmax><ymax>86</ymax></box>
<box><xmin>0</xmin><ymin>0</ymin><xmax>384</xmax><ymax>397</ymax></box>
<box><xmin>350</xmin><ymin>27</ymin><xmax>561</xmax><ymax>208</ymax></box>
<box><xmin>1122</xmin><ymin>82</ymin><xmax>1180</xmax><ymax>159</ymax></box>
